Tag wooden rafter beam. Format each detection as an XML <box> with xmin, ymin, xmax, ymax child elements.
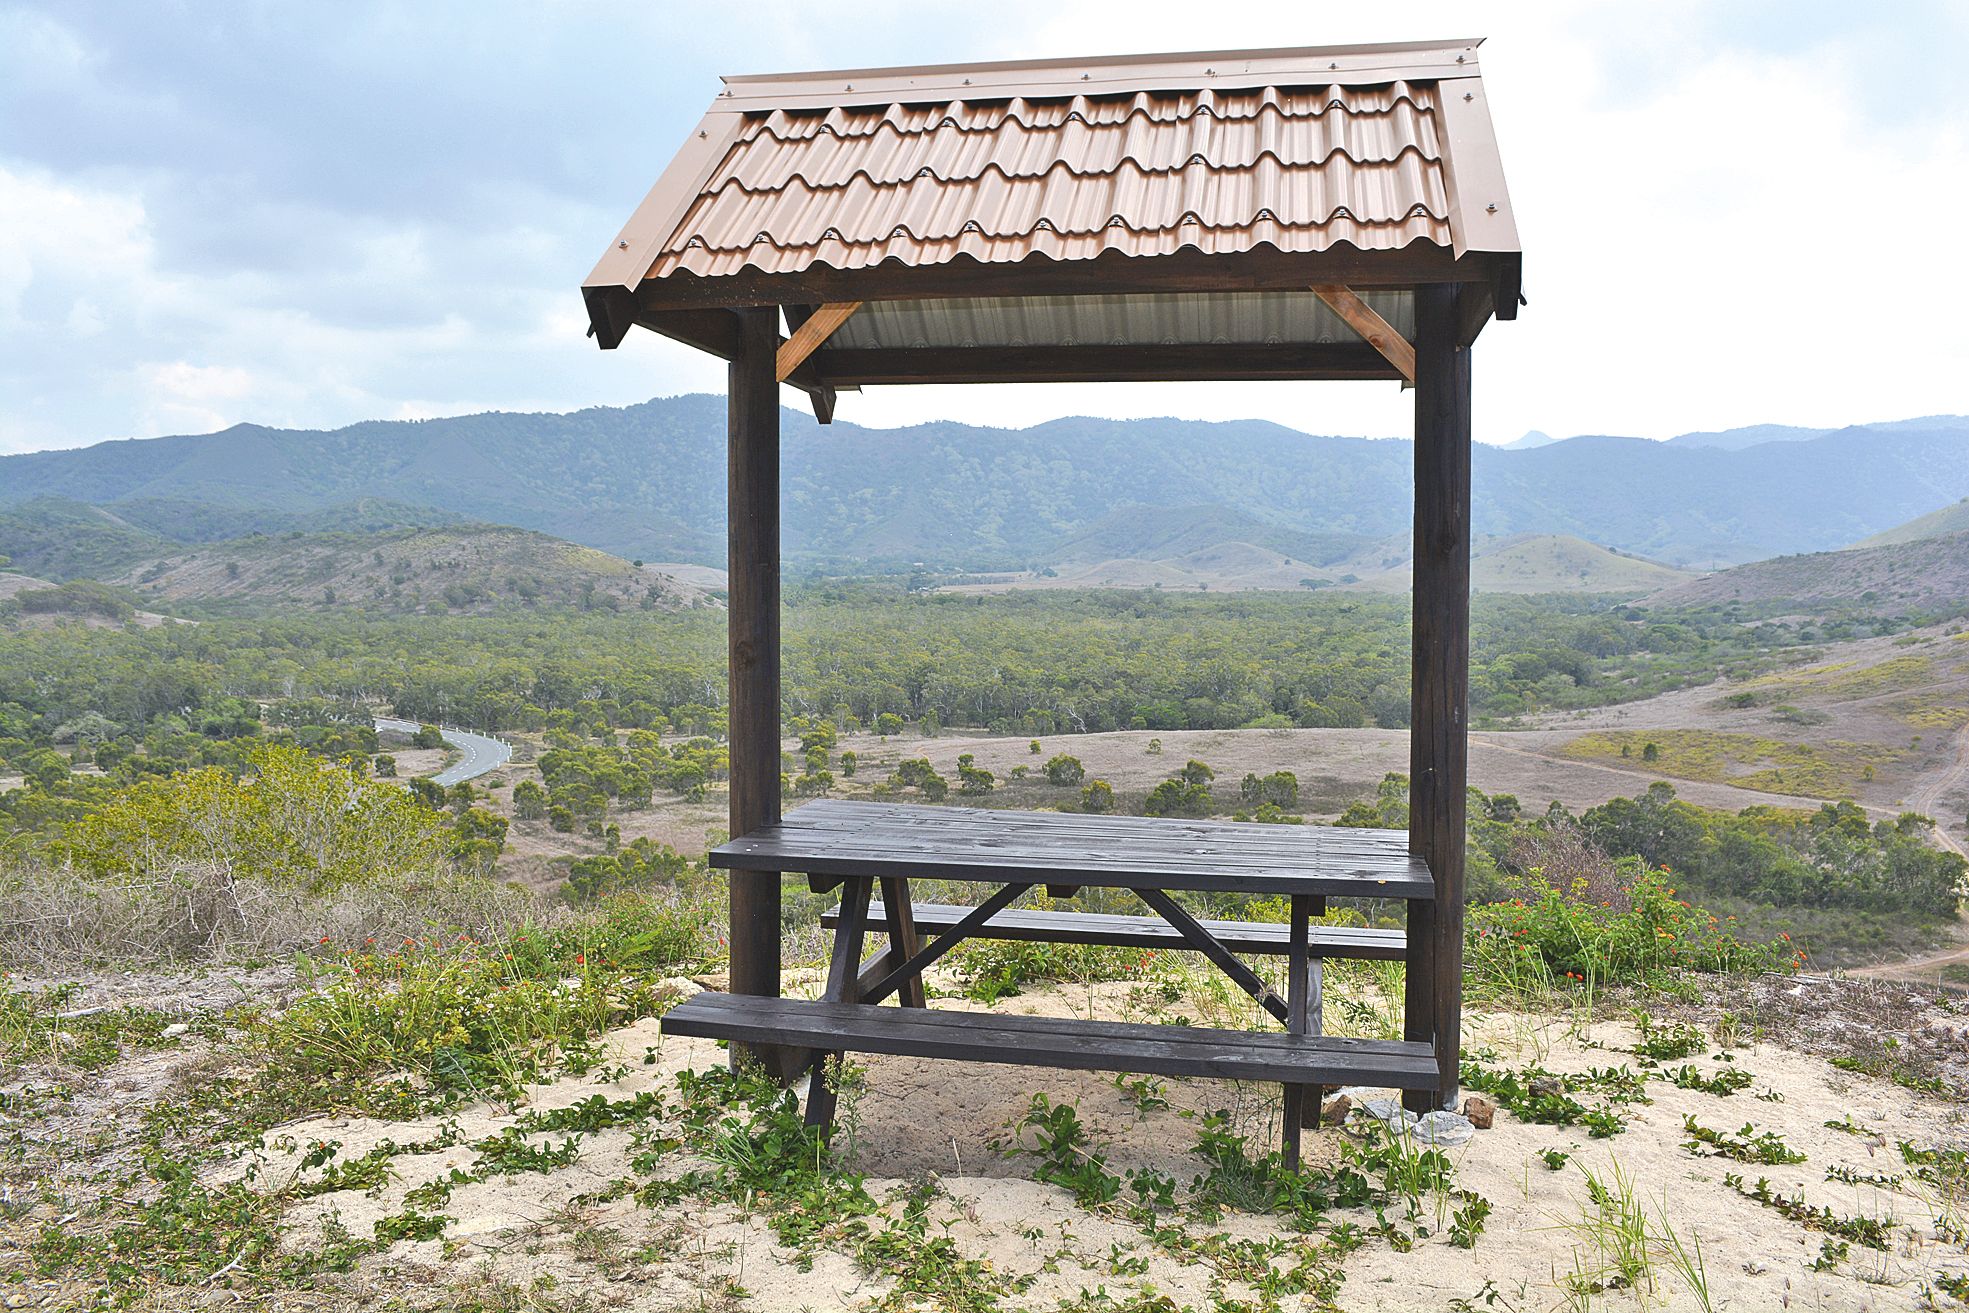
<box><xmin>1310</xmin><ymin>285</ymin><xmax>1416</xmax><ymax>384</ymax></box>
<box><xmin>775</xmin><ymin>301</ymin><xmax>860</xmax><ymax>380</ymax></box>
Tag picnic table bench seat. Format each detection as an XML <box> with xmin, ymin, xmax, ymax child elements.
<box><xmin>664</xmin><ymin>991</ymin><xmax>1438</xmax><ymax>1089</ymax></box>
<box><xmin>820</xmin><ymin>900</ymin><xmax>1408</xmax><ymax>960</ymax></box>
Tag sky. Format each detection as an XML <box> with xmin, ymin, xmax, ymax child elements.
<box><xmin>1</xmin><ymin>1</ymin><xmax>1966</xmax><ymax>455</ymax></box>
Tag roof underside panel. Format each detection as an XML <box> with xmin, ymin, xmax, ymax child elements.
<box><xmin>649</xmin><ymin>81</ymin><xmax>1454</xmax><ymax>281</ymax></box>
<box><xmin>829</xmin><ymin>290</ymin><xmax>1413</xmax><ymax>350</ymax></box>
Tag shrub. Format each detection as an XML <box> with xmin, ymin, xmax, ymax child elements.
<box><xmin>892</xmin><ymin>758</ymin><xmax>948</xmax><ymax>801</ymax></box>
<box><xmin>1081</xmin><ymin>780</ymin><xmax>1116</xmax><ymax>813</ymax></box>
<box><xmin>1239</xmin><ymin>770</ymin><xmax>1298</xmax><ymax>809</ymax></box>
<box><xmin>1469</xmin><ymin>863</ymin><xmax>1787</xmax><ymax>987</ymax></box>
<box><xmin>1043</xmin><ymin>754</ymin><xmax>1085</xmax><ymax>786</ymax></box>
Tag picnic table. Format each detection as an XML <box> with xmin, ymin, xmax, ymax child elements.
<box><xmin>662</xmin><ymin>799</ymin><xmax>1440</xmax><ymax>1166</ymax></box>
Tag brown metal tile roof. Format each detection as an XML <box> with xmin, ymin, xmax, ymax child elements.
<box><xmin>588</xmin><ymin>41</ymin><xmax>1517</xmax><ymax>295</ymax></box>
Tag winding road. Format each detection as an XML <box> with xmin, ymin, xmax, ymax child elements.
<box><xmin>374</xmin><ymin>717</ymin><xmax>513</xmax><ymax>787</ymax></box>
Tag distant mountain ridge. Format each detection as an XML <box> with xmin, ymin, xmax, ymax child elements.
<box><xmin>4</xmin><ymin>398</ymin><xmax>1968</xmax><ymax>575</ymax></box>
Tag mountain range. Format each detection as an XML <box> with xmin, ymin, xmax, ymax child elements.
<box><xmin>4</xmin><ymin>397</ymin><xmax>1968</xmax><ymax>576</ymax></box>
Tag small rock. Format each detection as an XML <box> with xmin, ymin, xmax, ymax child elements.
<box><xmin>161</xmin><ymin>1022</ymin><xmax>190</xmax><ymax>1038</ymax></box>
<box><xmin>1320</xmin><ymin>1094</ymin><xmax>1352</xmax><ymax>1126</ymax></box>
<box><xmin>1461</xmin><ymin>1095</ymin><xmax>1496</xmax><ymax>1130</ymax></box>
<box><xmin>1528</xmin><ymin>1075</ymin><xmax>1565</xmax><ymax>1100</ymax></box>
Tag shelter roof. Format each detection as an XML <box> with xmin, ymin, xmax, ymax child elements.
<box><xmin>582</xmin><ymin>41</ymin><xmax>1520</xmax><ymax>399</ymax></box>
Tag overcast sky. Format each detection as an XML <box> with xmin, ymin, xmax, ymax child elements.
<box><xmin>2</xmin><ymin>1</ymin><xmax>1965</xmax><ymax>455</ymax></box>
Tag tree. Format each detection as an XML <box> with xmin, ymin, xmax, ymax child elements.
<box><xmin>1044</xmin><ymin>754</ymin><xmax>1086</xmax><ymax>786</ymax></box>
<box><xmin>1178</xmin><ymin>759</ymin><xmax>1215</xmax><ymax>786</ymax></box>
<box><xmin>372</xmin><ymin>754</ymin><xmax>397</xmax><ymax>778</ymax></box>
<box><xmin>1081</xmin><ymin>779</ymin><xmax>1116</xmax><ymax>813</ymax></box>
<box><xmin>512</xmin><ymin>778</ymin><xmax>547</xmax><ymax>820</ymax></box>
<box><xmin>412</xmin><ymin>723</ymin><xmax>445</xmax><ymax>749</ymax></box>
<box><xmin>840</xmin><ymin>749</ymin><xmax>857</xmax><ymax>778</ymax></box>
<box><xmin>1029</xmin><ymin>740</ymin><xmax>1042</xmax><ymax>754</ymax></box>
<box><xmin>874</xmin><ymin>713</ymin><xmax>904</xmax><ymax>737</ymax></box>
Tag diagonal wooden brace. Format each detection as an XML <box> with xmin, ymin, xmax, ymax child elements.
<box><xmin>861</xmin><ymin>881</ymin><xmax>1033</xmax><ymax>1005</ymax></box>
<box><xmin>1136</xmin><ymin>888</ymin><xmax>1290</xmax><ymax>1025</ymax></box>
<box><xmin>776</xmin><ymin>301</ymin><xmax>861</xmax><ymax>380</ymax></box>
<box><xmin>1311</xmin><ymin>285</ymin><xmax>1416</xmax><ymax>383</ymax></box>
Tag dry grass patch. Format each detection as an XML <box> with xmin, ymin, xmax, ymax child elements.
<box><xmin>1560</xmin><ymin>729</ymin><xmax>1900</xmax><ymax>799</ymax></box>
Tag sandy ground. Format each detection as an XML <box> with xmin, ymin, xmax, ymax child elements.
<box><xmin>223</xmin><ymin>970</ymin><xmax>1969</xmax><ymax>1312</ymax></box>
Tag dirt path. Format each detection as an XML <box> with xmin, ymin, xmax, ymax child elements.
<box><xmin>1905</xmin><ymin>722</ymin><xmax>1969</xmax><ymax>858</ymax></box>
<box><xmin>1850</xmin><ymin>933</ymin><xmax>1969</xmax><ymax>982</ymax></box>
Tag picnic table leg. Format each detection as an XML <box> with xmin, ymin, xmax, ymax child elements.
<box><xmin>879</xmin><ymin>876</ymin><xmax>928</xmax><ymax>1009</ymax></box>
<box><xmin>1282</xmin><ymin>893</ymin><xmax>1311</xmax><ymax>1169</ymax></box>
<box><xmin>1304</xmin><ymin>896</ymin><xmax>1327</xmax><ymax>1131</ymax></box>
<box><xmin>806</xmin><ymin>874</ymin><xmax>872</xmax><ymax>1132</ymax></box>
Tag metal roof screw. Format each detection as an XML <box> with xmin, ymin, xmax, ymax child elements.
<box><xmin>618</xmin><ymin>241</ymin><xmax>629</xmax><ymax>249</ymax></box>
<box><xmin>1080</xmin><ymin>72</ymin><xmax>1089</xmax><ymax>80</ymax></box>
<box><xmin>844</xmin><ymin>83</ymin><xmax>853</xmax><ymax>91</ymax></box>
<box><xmin>1486</xmin><ymin>203</ymin><xmax>1498</xmax><ymax>214</ymax></box>
<box><xmin>1463</xmin><ymin>92</ymin><xmax>1473</xmax><ymax>102</ymax></box>
<box><xmin>1204</xmin><ymin>67</ymin><xmax>1216</xmax><ymax>76</ymax></box>
<box><xmin>699</xmin><ymin>129</ymin><xmax>709</xmax><ymax>137</ymax></box>
<box><xmin>962</xmin><ymin>77</ymin><xmax>971</xmax><ymax>85</ymax></box>
<box><xmin>1456</xmin><ymin>54</ymin><xmax>1466</xmax><ymax>63</ymax></box>
<box><xmin>1329</xmin><ymin>62</ymin><xmax>1338</xmax><ymax>69</ymax></box>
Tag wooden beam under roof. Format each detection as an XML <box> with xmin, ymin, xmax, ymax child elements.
<box><xmin>626</xmin><ymin>246</ymin><xmax>1498</xmax><ymax>313</ymax></box>
<box><xmin>776</xmin><ymin>301</ymin><xmax>861</xmax><ymax>380</ymax></box>
<box><xmin>812</xmin><ymin>341</ymin><xmax>1402</xmax><ymax>387</ymax></box>
<box><xmin>1311</xmin><ymin>285</ymin><xmax>1416</xmax><ymax>383</ymax></box>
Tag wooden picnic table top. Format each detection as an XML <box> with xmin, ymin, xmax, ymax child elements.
<box><xmin>710</xmin><ymin>799</ymin><xmax>1434</xmax><ymax>899</ymax></box>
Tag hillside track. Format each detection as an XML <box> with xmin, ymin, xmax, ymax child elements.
<box><xmin>1905</xmin><ymin>722</ymin><xmax>1969</xmax><ymax>859</ymax></box>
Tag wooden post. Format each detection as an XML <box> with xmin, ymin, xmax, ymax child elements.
<box><xmin>1403</xmin><ymin>283</ymin><xmax>1471</xmax><ymax>1114</ymax></box>
<box><xmin>728</xmin><ymin>306</ymin><xmax>783</xmax><ymax>1051</ymax></box>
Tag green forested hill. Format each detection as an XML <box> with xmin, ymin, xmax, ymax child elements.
<box><xmin>5</xmin><ymin>397</ymin><xmax>1968</xmax><ymax>573</ymax></box>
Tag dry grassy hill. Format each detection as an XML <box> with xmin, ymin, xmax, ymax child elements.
<box><xmin>105</xmin><ymin>526</ymin><xmax>717</xmax><ymax>614</ymax></box>
<box><xmin>1644</xmin><ymin>529</ymin><xmax>1969</xmax><ymax>614</ymax></box>
<box><xmin>1349</xmin><ymin>533</ymin><xmax>1693</xmax><ymax>595</ymax></box>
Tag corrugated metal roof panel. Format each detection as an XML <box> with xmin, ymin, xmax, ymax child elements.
<box><xmin>709</xmin><ymin>97</ymin><xmax>1442</xmax><ymax>191</ymax></box>
<box><xmin>586</xmin><ymin>41</ymin><xmax>1518</xmax><ymax>327</ymax></box>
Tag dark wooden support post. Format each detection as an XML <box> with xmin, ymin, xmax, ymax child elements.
<box><xmin>728</xmin><ymin>306</ymin><xmax>784</xmax><ymax>1068</ymax></box>
<box><xmin>1403</xmin><ymin>283</ymin><xmax>1472</xmax><ymax>1114</ymax></box>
